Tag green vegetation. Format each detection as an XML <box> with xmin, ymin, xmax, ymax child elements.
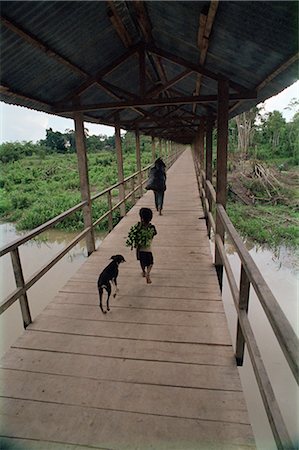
<box><xmin>227</xmin><ymin>203</ymin><xmax>299</xmax><ymax>248</ymax></box>
<box><xmin>0</xmin><ymin>100</ymin><xmax>298</xmax><ymax>250</ymax></box>
<box><xmin>225</xmin><ymin>100</ymin><xmax>299</xmax><ymax>249</ymax></box>
<box><xmin>0</xmin><ymin>132</ymin><xmax>153</xmax><ymax>232</ymax></box>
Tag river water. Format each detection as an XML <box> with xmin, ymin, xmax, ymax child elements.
<box><xmin>220</xmin><ymin>239</ymin><xmax>298</xmax><ymax>449</ymax></box>
<box><xmin>0</xmin><ymin>222</ymin><xmax>298</xmax><ymax>449</ymax></box>
<box><xmin>0</xmin><ymin>223</ymin><xmax>106</xmax><ymax>358</ymax></box>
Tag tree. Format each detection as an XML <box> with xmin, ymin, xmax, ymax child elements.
<box><xmin>260</xmin><ymin>111</ymin><xmax>289</xmax><ymax>156</ymax></box>
<box><xmin>234</xmin><ymin>107</ymin><xmax>260</xmax><ymax>157</ymax></box>
<box><xmin>43</xmin><ymin>128</ymin><xmax>67</xmax><ymax>153</ymax></box>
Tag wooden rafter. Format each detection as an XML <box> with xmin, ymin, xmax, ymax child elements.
<box><xmin>132</xmin><ymin>1</ymin><xmax>153</xmax><ymax>43</ymax></box>
<box><xmin>0</xmin><ymin>83</ymin><xmax>52</xmax><ymax>109</ymax></box>
<box><xmin>0</xmin><ymin>11</ymin><xmax>144</xmax><ymax>114</ymax></box>
<box><xmin>57</xmin><ymin>44</ymin><xmax>141</xmax><ymax>104</ymax></box>
<box><xmin>193</xmin><ymin>1</ymin><xmax>219</xmax><ymax>112</ymax></box>
<box><xmin>55</xmin><ymin>91</ymin><xmax>257</xmax><ymax>114</ymax></box>
<box><xmin>230</xmin><ymin>52</ymin><xmax>299</xmax><ymax>114</ymax></box>
<box><xmin>100</xmin><ymin>81</ymin><xmax>173</xmax><ymax>126</ymax></box>
<box><xmin>147</xmin><ymin>44</ymin><xmax>251</xmax><ymax>93</ymax></box>
<box><xmin>107</xmin><ymin>1</ymin><xmax>133</xmax><ymax>48</ymax></box>
<box><xmin>130</xmin><ymin>1</ymin><xmax>172</xmax><ymax>102</ymax></box>
<box><xmin>139</xmin><ymin>45</ymin><xmax>146</xmax><ymax>97</ymax></box>
<box><xmin>146</xmin><ymin>70</ymin><xmax>192</xmax><ymax>97</ymax></box>
<box><xmin>0</xmin><ymin>14</ymin><xmax>88</xmax><ymax>79</ymax></box>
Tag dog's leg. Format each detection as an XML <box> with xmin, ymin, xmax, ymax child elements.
<box><xmin>106</xmin><ymin>283</ymin><xmax>112</xmax><ymax>312</ymax></box>
<box><xmin>98</xmin><ymin>286</ymin><xmax>106</xmax><ymax>314</ymax></box>
<box><xmin>112</xmin><ymin>278</ymin><xmax>119</xmax><ymax>298</ymax></box>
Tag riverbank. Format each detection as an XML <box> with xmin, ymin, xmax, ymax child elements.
<box><xmin>227</xmin><ymin>159</ymin><xmax>299</xmax><ymax>249</ymax></box>
<box><xmin>0</xmin><ymin>151</ymin><xmax>298</xmax><ymax>249</ymax></box>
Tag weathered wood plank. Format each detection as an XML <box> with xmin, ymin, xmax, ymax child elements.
<box><xmin>0</xmin><ymin>437</ymin><xmax>98</xmax><ymax>450</ymax></box>
<box><xmin>0</xmin><ymin>150</ymin><xmax>255</xmax><ymax>449</ymax></box>
<box><xmin>0</xmin><ymin>398</ymin><xmax>255</xmax><ymax>449</ymax></box>
<box><xmin>44</xmin><ymin>303</ymin><xmax>227</xmax><ymax>329</ymax></box>
<box><xmin>27</xmin><ymin>315</ymin><xmax>232</xmax><ymax>345</ymax></box>
<box><xmin>0</xmin><ymin>368</ymin><xmax>251</xmax><ymax>424</ymax></box>
<box><xmin>1</xmin><ymin>348</ymin><xmax>242</xmax><ymax>391</ymax></box>
<box><xmin>60</xmin><ymin>282</ymin><xmax>221</xmax><ymax>299</ymax></box>
<box><xmin>11</xmin><ymin>330</ymin><xmax>234</xmax><ymax>366</ymax></box>
<box><xmin>53</xmin><ymin>292</ymin><xmax>223</xmax><ymax>312</ymax></box>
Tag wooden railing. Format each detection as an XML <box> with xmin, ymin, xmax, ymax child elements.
<box><xmin>0</xmin><ymin>151</ymin><xmax>180</xmax><ymax>327</ymax></box>
<box><xmin>193</xmin><ymin>156</ymin><xmax>298</xmax><ymax>450</ymax></box>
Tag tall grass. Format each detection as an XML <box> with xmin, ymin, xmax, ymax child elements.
<box><xmin>0</xmin><ymin>145</ymin><xmax>153</xmax><ymax>232</ymax></box>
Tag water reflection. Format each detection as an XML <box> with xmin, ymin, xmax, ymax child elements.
<box><xmin>0</xmin><ymin>222</ymin><xmax>106</xmax><ymax>358</ymax></box>
<box><xmin>209</xmin><ymin>236</ymin><xmax>298</xmax><ymax>449</ymax></box>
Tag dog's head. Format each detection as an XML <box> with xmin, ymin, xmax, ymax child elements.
<box><xmin>110</xmin><ymin>255</ymin><xmax>126</xmax><ymax>265</ymax></box>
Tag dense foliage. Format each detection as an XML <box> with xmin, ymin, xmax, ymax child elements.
<box><xmin>0</xmin><ymin>102</ymin><xmax>298</xmax><ymax>248</ymax></box>
<box><xmin>227</xmin><ymin>101</ymin><xmax>299</xmax><ymax>165</ymax></box>
<box><xmin>126</xmin><ymin>223</ymin><xmax>156</xmax><ymax>249</ymax></box>
<box><xmin>0</xmin><ymin>132</ymin><xmax>153</xmax><ymax>231</ymax></box>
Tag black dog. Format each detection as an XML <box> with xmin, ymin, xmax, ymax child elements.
<box><xmin>97</xmin><ymin>255</ymin><xmax>125</xmax><ymax>314</ymax></box>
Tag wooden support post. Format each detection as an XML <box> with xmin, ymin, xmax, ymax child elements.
<box><xmin>206</xmin><ymin>117</ymin><xmax>213</xmax><ymax>238</ymax></box>
<box><xmin>130</xmin><ymin>177</ymin><xmax>136</xmax><ymax>204</ymax></box>
<box><xmin>139</xmin><ymin>46</ymin><xmax>146</xmax><ymax>98</ymax></box>
<box><xmin>215</xmin><ymin>78</ymin><xmax>229</xmax><ymax>289</ymax></box>
<box><xmin>74</xmin><ymin>112</ymin><xmax>95</xmax><ymax>255</ymax></box>
<box><xmin>236</xmin><ymin>264</ymin><xmax>251</xmax><ymax>365</ymax></box>
<box><xmin>11</xmin><ymin>248</ymin><xmax>32</xmax><ymax>328</ymax></box>
<box><xmin>135</xmin><ymin>128</ymin><xmax>142</xmax><ymax>197</ymax></box>
<box><xmin>115</xmin><ymin>116</ymin><xmax>126</xmax><ymax>216</ymax></box>
<box><xmin>151</xmin><ymin>136</ymin><xmax>156</xmax><ymax>162</ymax></box>
<box><xmin>198</xmin><ymin>119</ymin><xmax>205</xmax><ymax>170</ymax></box>
<box><xmin>194</xmin><ymin>132</ymin><xmax>200</xmax><ymax>166</ymax></box>
<box><xmin>107</xmin><ymin>190</ymin><xmax>113</xmax><ymax>231</ymax></box>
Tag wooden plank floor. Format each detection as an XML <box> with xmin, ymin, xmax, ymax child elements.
<box><xmin>0</xmin><ymin>150</ymin><xmax>256</xmax><ymax>450</ymax></box>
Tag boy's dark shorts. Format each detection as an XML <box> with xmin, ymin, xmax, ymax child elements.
<box><xmin>139</xmin><ymin>251</ymin><xmax>154</xmax><ymax>267</ymax></box>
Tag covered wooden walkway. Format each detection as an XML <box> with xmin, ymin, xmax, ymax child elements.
<box><xmin>0</xmin><ymin>150</ymin><xmax>255</xmax><ymax>449</ymax></box>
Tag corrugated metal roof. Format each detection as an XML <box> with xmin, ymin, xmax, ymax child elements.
<box><xmin>0</xmin><ymin>0</ymin><xmax>298</xmax><ymax>143</ymax></box>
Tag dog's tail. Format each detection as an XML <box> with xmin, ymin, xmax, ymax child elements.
<box><xmin>97</xmin><ymin>283</ymin><xmax>106</xmax><ymax>314</ymax></box>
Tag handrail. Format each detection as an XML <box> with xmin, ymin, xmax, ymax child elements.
<box><xmin>215</xmin><ymin>234</ymin><xmax>293</xmax><ymax>449</ymax></box>
<box><xmin>192</xmin><ymin>152</ymin><xmax>298</xmax><ymax>449</ymax></box>
<box><xmin>0</xmin><ymin>200</ymin><xmax>87</xmax><ymax>257</ymax></box>
<box><xmin>90</xmin><ymin>163</ymin><xmax>152</xmax><ymax>202</ymax></box>
<box><xmin>0</xmin><ymin>148</ymin><xmax>183</xmax><ymax>325</ymax></box>
<box><xmin>217</xmin><ymin>203</ymin><xmax>299</xmax><ymax>383</ymax></box>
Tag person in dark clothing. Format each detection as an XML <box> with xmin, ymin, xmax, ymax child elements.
<box><xmin>149</xmin><ymin>158</ymin><xmax>167</xmax><ymax>215</ymax></box>
<box><xmin>126</xmin><ymin>207</ymin><xmax>157</xmax><ymax>284</ymax></box>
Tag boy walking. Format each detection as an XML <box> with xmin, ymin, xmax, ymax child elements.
<box><xmin>126</xmin><ymin>208</ymin><xmax>157</xmax><ymax>284</ymax></box>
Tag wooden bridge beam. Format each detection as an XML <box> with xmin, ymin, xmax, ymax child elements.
<box><xmin>114</xmin><ymin>115</ymin><xmax>126</xmax><ymax>217</ymax></box>
<box><xmin>151</xmin><ymin>136</ymin><xmax>156</xmax><ymax>162</ymax></box>
<box><xmin>135</xmin><ymin>127</ymin><xmax>142</xmax><ymax>197</ymax></box>
<box><xmin>215</xmin><ymin>78</ymin><xmax>229</xmax><ymax>288</ymax></box>
<box><xmin>198</xmin><ymin>119</ymin><xmax>205</xmax><ymax>169</ymax></box>
<box><xmin>74</xmin><ymin>112</ymin><xmax>95</xmax><ymax>256</ymax></box>
<box><xmin>205</xmin><ymin>116</ymin><xmax>214</xmax><ymax>238</ymax></box>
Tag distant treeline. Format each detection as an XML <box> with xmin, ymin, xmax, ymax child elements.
<box><xmin>227</xmin><ymin>102</ymin><xmax>299</xmax><ymax>165</ymax></box>
<box><xmin>1</xmin><ymin>104</ymin><xmax>299</xmax><ymax>165</ymax></box>
<box><xmin>0</xmin><ymin>128</ymin><xmax>114</xmax><ymax>163</ymax></box>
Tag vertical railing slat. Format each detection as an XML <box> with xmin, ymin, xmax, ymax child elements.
<box><xmin>11</xmin><ymin>248</ymin><xmax>32</xmax><ymax>328</ymax></box>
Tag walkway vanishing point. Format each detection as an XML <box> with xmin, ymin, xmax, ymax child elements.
<box><xmin>0</xmin><ymin>150</ymin><xmax>255</xmax><ymax>450</ymax></box>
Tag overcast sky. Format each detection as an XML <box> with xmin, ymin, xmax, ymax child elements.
<box><xmin>0</xmin><ymin>80</ymin><xmax>298</xmax><ymax>144</ymax></box>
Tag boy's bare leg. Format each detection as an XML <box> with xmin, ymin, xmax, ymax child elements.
<box><xmin>146</xmin><ymin>265</ymin><xmax>153</xmax><ymax>284</ymax></box>
<box><xmin>140</xmin><ymin>261</ymin><xmax>146</xmax><ymax>277</ymax></box>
